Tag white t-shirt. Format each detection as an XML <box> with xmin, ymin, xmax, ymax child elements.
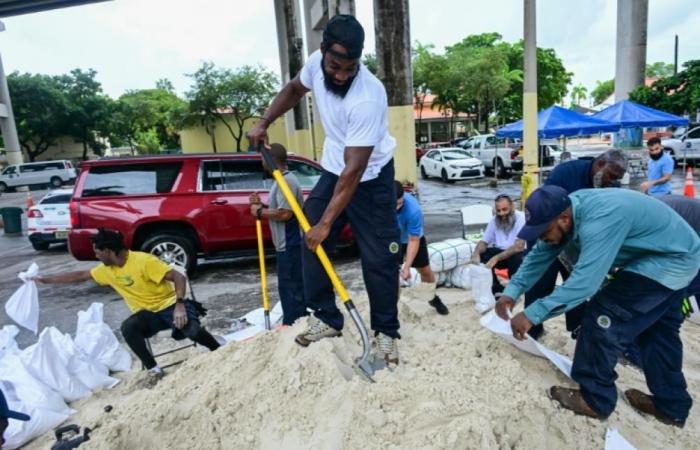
<box><xmin>483</xmin><ymin>211</ymin><xmax>526</xmax><ymax>250</ymax></box>
<box><xmin>299</xmin><ymin>50</ymin><xmax>396</xmax><ymax>182</ymax></box>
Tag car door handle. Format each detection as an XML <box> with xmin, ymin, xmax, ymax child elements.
<box><xmin>209</xmin><ymin>199</ymin><xmax>228</xmax><ymax>205</ymax></box>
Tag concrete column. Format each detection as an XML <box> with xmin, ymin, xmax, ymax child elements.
<box><xmin>374</xmin><ymin>0</ymin><xmax>415</xmax><ymax>185</ymax></box>
<box><xmin>0</xmin><ymin>52</ymin><xmax>23</xmax><ymax>166</ymax></box>
<box><xmin>522</xmin><ymin>0</ymin><xmax>539</xmax><ymax>201</ymax></box>
<box><xmin>614</xmin><ymin>0</ymin><xmax>648</xmax><ymax>101</ymax></box>
<box><xmin>273</xmin><ymin>0</ymin><xmax>313</xmax><ymax>159</ymax></box>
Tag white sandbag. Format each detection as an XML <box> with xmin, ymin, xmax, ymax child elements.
<box><xmin>20</xmin><ymin>328</ymin><xmax>91</xmax><ymax>402</ymax></box>
<box><xmin>449</xmin><ymin>265</ymin><xmax>472</xmax><ymax>290</ymax></box>
<box><xmin>0</xmin><ymin>324</ymin><xmax>20</xmax><ymax>357</ymax></box>
<box><xmin>399</xmin><ymin>267</ymin><xmax>421</xmax><ymax>288</ymax></box>
<box><xmin>428</xmin><ymin>239</ymin><xmax>474</xmax><ymax>273</ymax></box>
<box><xmin>436</xmin><ymin>271</ymin><xmax>448</xmax><ymax>287</ymax></box>
<box><xmin>1</xmin><ymin>380</ymin><xmax>72</xmax><ymax>450</ymax></box>
<box><xmin>75</xmin><ymin>303</ymin><xmax>132</xmax><ymax>372</ymax></box>
<box><xmin>470</xmin><ymin>264</ymin><xmax>495</xmax><ymax>313</ymax></box>
<box><xmin>0</xmin><ymin>354</ymin><xmax>73</xmax><ymax>415</ymax></box>
<box><xmin>50</xmin><ymin>328</ymin><xmax>119</xmax><ymax>391</ymax></box>
<box><xmin>4</xmin><ymin>263</ymin><xmax>40</xmax><ymax>334</ymax></box>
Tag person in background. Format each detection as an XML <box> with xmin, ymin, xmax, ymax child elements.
<box><xmin>0</xmin><ymin>389</ymin><xmax>30</xmax><ymax>448</ymax></box>
<box><xmin>470</xmin><ymin>194</ymin><xmax>526</xmax><ymax>294</ymax></box>
<box><xmin>395</xmin><ymin>181</ymin><xmax>449</xmax><ymax>315</ymax></box>
<box><xmin>249</xmin><ymin>143</ymin><xmax>308</xmax><ymax>325</ymax></box>
<box><xmin>640</xmin><ymin>137</ymin><xmax>674</xmax><ymax>196</ymax></box>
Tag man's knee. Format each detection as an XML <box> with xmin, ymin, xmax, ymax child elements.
<box><xmin>120</xmin><ymin>313</ymin><xmax>144</xmax><ymax>339</ymax></box>
<box><xmin>179</xmin><ymin>319</ymin><xmax>205</xmax><ymax>339</ymax></box>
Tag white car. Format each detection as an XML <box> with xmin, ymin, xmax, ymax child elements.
<box><xmin>419</xmin><ymin>148</ymin><xmax>485</xmax><ymax>182</ymax></box>
<box><xmin>0</xmin><ymin>160</ymin><xmax>77</xmax><ymax>192</ymax></box>
<box><xmin>27</xmin><ymin>189</ymin><xmax>73</xmax><ymax>250</ymax></box>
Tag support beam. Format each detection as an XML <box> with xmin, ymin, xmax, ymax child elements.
<box><xmin>614</xmin><ymin>0</ymin><xmax>648</xmax><ymax>101</ymax></box>
<box><xmin>521</xmin><ymin>0</ymin><xmax>539</xmax><ymax>202</ymax></box>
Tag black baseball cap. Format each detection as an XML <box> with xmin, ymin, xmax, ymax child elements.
<box><xmin>0</xmin><ymin>390</ymin><xmax>30</xmax><ymax>422</ymax></box>
<box><xmin>518</xmin><ymin>185</ymin><xmax>572</xmax><ymax>241</ymax></box>
<box><xmin>322</xmin><ymin>15</ymin><xmax>364</xmax><ymax>59</ymax></box>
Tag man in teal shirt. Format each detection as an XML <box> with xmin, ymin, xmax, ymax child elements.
<box><xmin>496</xmin><ymin>186</ymin><xmax>700</xmax><ymax>427</ymax></box>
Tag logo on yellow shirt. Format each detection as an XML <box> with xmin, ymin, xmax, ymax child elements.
<box><xmin>116</xmin><ymin>274</ymin><xmax>135</xmax><ymax>287</ymax></box>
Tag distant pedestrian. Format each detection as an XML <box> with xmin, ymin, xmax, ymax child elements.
<box><xmin>641</xmin><ymin>137</ymin><xmax>674</xmax><ymax>196</ymax></box>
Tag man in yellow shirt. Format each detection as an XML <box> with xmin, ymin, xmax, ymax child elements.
<box><xmin>37</xmin><ymin>229</ymin><xmax>220</xmax><ymax>379</ymax></box>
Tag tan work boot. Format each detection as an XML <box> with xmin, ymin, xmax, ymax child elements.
<box><xmin>375</xmin><ymin>333</ymin><xmax>399</xmax><ymax>366</ymax></box>
<box><xmin>625</xmin><ymin>389</ymin><xmax>685</xmax><ymax>428</ymax></box>
<box><xmin>295</xmin><ymin>315</ymin><xmax>341</xmax><ymax>347</ymax></box>
<box><xmin>549</xmin><ymin>386</ymin><xmax>607</xmax><ymax>419</ymax></box>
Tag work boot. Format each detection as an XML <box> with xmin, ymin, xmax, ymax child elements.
<box><xmin>375</xmin><ymin>333</ymin><xmax>399</xmax><ymax>366</ymax></box>
<box><xmin>295</xmin><ymin>315</ymin><xmax>341</xmax><ymax>347</ymax></box>
<box><xmin>428</xmin><ymin>295</ymin><xmax>449</xmax><ymax>315</ymax></box>
<box><xmin>549</xmin><ymin>386</ymin><xmax>607</xmax><ymax>419</ymax></box>
<box><xmin>624</xmin><ymin>389</ymin><xmax>685</xmax><ymax>428</ymax></box>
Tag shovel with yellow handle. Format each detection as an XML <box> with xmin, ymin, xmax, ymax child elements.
<box><xmin>259</xmin><ymin>144</ymin><xmax>380</xmax><ymax>381</ymax></box>
<box><xmin>255</xmin><ymin>216</ymin><xmax>272</xmax><ymax>331</ymax></box>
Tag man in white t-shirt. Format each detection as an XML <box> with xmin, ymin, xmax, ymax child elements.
<box><xmin>247</xmin><ymin>15</ymin><xmax>401</xmax><ymax>365</ymax></box>
<box><xmin>470</xmin><ymin>194</ymin><xmax>526</xmax><ymax>294</ymax></box>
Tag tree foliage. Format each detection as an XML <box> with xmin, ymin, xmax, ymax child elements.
<box><xmin>570</xmin><ymin>83</ymin><xmax>588</xmax><ymax>106</ymax></box>
<box><xmin>591</xmin><ymin>79</ymin><xmax>614</xmax><ymax>105</ymax></box>
<box><xmin>630</xmin><ymin>60</ymin><xmax>700</xmax><ymax>116</ymax></box>
<box><xmin>646</xmin><ymin>61</ymin><xmax>674</xmax><ymax>78</ymax></box>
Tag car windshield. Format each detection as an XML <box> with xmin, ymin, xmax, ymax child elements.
<box><xmin>672</xmin><ymin>127</ymin><xmax>687</xmax><ymax>138</ymax></box>
<box><xmin>40</xmin><ymin>194</ymin><xmax>72</xmax><ymax>205</ymax></box>
<box><xmin>442</xmin><ymin>150</ymin><xmax>473</xmax><ymax>160</ymax></box>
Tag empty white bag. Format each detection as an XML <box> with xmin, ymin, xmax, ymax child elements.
<box><xmin>470</xmin><ymin>264</ymin><xmax>495</xmax><ymax>313</ymax></box>
<box><xmin>4</xmin><ymin>263</ymin><xmax>40</xmax><ymax>334</ymax></box>
<box><xmin>75</xmin><ymin>303</ymin><xmax>132</xmax><ymax>372</ymax></box>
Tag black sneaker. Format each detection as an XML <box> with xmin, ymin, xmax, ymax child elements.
<box><xmin>428</xmin><ymin>296</ymin><xmax>449</xmax><ymax>315</ymax></box>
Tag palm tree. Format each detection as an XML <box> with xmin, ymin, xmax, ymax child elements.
<box><xmin>570</xmin><ymin>83</ymin><xmax>588</xmax><ymax>106</ymax></box>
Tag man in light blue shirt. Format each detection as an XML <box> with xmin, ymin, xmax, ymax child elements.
<box><xmin>496</xmin><ymin>186</ymin><xmax>700</xmax><ymax>427</ymax></box>
<box><xmin>641</xmin><ymin>137</ymin><xmax>674</xmax><ymax>196</ymax></box>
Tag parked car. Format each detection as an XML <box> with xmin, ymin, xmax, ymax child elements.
<box><xmin>67</xmin><ymin>153</ymin><xmax>352</xmax><ymax>273</ymax></box>
<box><xmin>419</xmin><ymin>148</ymin><xmax>485</xmax><ymax>183</ymax></box>
<box><xmin>27</xmin><ymin>188</ymin><xmax>73</xmax><ymax>250</ymax></box>
<box><xmin>510</xmin><ymin>143</ymin><xmax>559</xmax><ymax>172</ymax></box>
<box><xmin>415</xmin><ymin>146</ymin><xmax>428</xmax><ymax>165</ymax></box>
<box><xmin>458</xmin><ymin>134</ymin><xmax>521</xmax><ymax>177</ymax></box>
<box><xmin>661</xmin><ymin>125</ymin><xmax>700</xmax><ymax>162</ymax></box>
<box><xmin>0</xmin><ymin>160</ymin><xmax>77</xmax><ymax>192</ymax></box>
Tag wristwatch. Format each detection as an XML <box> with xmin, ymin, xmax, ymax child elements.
<box><xmin>176</xmin><ymin>297</ymin><xmax>185</xmax><ymax>305</ymax></box>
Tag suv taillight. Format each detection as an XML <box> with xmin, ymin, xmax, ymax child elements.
<box><xmin>510</xmin><ymin>149</ymin><xmax>519</xmax><ymax>160</ymax></box>
<box><xmin>69</xmin><ymin>200</ymin><xmax>80</xmax><ymax>228</ymax></box>
<box><xmin>27</xmin><ymin>209</ymin><xmax>42</xmax><ymax>218</ymax></box>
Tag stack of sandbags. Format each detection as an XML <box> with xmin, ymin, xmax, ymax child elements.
<box><xmin>428</xmin><ymin>238</ymin><xmax>475</xmax><ymax>274</ymax></box>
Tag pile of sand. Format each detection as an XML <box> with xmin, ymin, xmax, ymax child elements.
<box><xmin>26</xmin><ymin>288</ymin><xmax>700</xmax><ymax>450</ymax></box>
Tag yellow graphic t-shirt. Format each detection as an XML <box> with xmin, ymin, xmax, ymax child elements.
<box><xmin>90</xmin><ymin>251</ymin><xmax>176</xmax><ymax>313</ymax></box>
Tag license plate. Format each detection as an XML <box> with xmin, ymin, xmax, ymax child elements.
<box><xmin>55</xmin><ymin>231</ymin><xmax>69</xmax><ymax>239</ymax></box>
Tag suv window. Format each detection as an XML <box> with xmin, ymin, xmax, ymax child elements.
<box><xmin>287</xmin><ymin>160</ymin><xmax>321</xmax><ymax>188</ymax></box>
<box><xmin>2</xmin><ymin>166</ymin><xmax>16</xmax><ymax>175</ymax></box>
<box><xmin>687</xmin><ymin>127</ymin><xmax>700</xmax><ymax>139</ymax></box>
<box><xmin>82</xmin><ymin>163</ymin><xmax>182</xmax><ymax>197</ymax></box>
<box><xmin>41</xmin><ymin>194</ymin><xmax>72</xmax><ymax>204</ymax></box>
<box><xmin>20</xmin><ymin>162</ymin><xmax>62</xmax><ymax>173</ymax></box>
<box><xmin>202</xmin><ymin>160</ymin><xmax>265</xmax><ymax>191</ymax></box>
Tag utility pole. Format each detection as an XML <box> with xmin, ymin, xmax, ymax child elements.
<box><xmin>374</xmin><ymin>0</ymin><xmax>415</xmax><ymax>185</ymax></box>
<box><xmin>522</xmin><ymin>0</ymin><xmax>539</xmax><ymax>203</ymax></box>
<box><xmin>614</xmin><ymin>0</ymin><xmax>648</xmax><ymax>101</ymax></box>
<box><xmin>674</xmin><ymin>34</ymin><xmax>679</xmax><ymax>75</ymax></box>
<box><xmin>0</xmin><ymin>21</ymin><xmax>22</xmax><ymax>167</ymax></box>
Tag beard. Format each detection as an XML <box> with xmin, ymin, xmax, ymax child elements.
<box><xmin>495</xmin><ymin>210</ymin><xmax>516</xmax><ymax>233</ymax></box>
<box><xmin>321</xmin><ymin>57</ymin><xmax>356</xmax><ymax>98</ymax></box>
<box><xmin>649</xmin><ymin>152</ymin><xmax>663</xmax><ymax>161</ymax></box>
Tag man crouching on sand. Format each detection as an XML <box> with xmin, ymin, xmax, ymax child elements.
<box><xmin>37</xmin><ymin>228</ymin><xmax>220</xmax><ymax>380</ymax></box>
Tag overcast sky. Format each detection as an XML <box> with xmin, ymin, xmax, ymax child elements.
<box><xmin>1</xmin><ymin>0</ymin><xmax>698</xmax><ymax>101</ymax></box>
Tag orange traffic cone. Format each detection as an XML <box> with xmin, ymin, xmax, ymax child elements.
<box><xmin>26</xmin><ymin>192</ymin><xmax>34</xmax><ymax>209</ymax></box>
<box><xmin>684</xmin><ymin>168</ymin><xmax>696</xmax><ymax>198</ymax></box>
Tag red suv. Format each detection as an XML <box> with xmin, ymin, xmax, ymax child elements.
<box><xmin>68</xmin><ymin>153</ymin><xmax>351</xmax><ymax>273</ymax></box>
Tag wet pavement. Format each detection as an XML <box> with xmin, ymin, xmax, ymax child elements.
<box><xmin>0</xmin><ymin>166</ymin><xmax>695</xmax><ymax>348</ymax></box>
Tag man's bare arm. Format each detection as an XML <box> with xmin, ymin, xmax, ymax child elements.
<box><xmin>163</xmin><ymin>269</ymin><xmax>187</xmax><ymax>300</ymax></box>
<box><xmin>247</xmin><ymin>77</ymin><xmax>310</xmax><ymax>146</ymax></box>
<box><xmin>494</xmin><ymin>239</ymin><xmax>526</xmax><ymax>262</ymax></box>
<box><xmin>37</xmin><ymin>271</ymin><xmax>93</xmax><ymax>284</ymax></box>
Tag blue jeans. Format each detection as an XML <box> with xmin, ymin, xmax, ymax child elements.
<box><xmin>277</xmin><ymin>246</ymin><xmax>307</xmax><ymax>325</ymax></box>
<box><xmin>571</xmin><ymin>271</ymin><xmax>691</xmax><ymax>421</ymax></box>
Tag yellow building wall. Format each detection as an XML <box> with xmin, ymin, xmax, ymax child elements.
<box><xmin>34</xmin><ymin>136</ymin><xmax>100</xmax><ymax>162</ymax></box>
<box><xmin>181</xmin><ymin>116</ymin><xmax>290</xmax><ymax>154</ymax></box>
<box><xmin>388</xmin><ymin>105</ymin><xmax>417</xmax><ymax>186</ymax></box>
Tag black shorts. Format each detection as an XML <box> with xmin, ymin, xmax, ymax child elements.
<box><xmin>400</xmin><ymin>236</ymin><xmax>430</xmax><ymax>268</ymax></box>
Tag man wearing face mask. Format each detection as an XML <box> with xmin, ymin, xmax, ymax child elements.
<box><xmin>641</xmin><ymin>137</ymin><xmax>674</xmax><ymax>196</ymax></box>
<box><xmin>523</xmin><ymin>149</ymin><xmax>627</xmax><ymax>339</ymax></box>
<box><xmin>495</xmin><ymin>186</ymin><xmax>700</xmax><ymax>427</ymax></box>
<box><xmin>247</xmin><ymin>15</ymin><xmax>402</xmax><ymax>365</ymax></box>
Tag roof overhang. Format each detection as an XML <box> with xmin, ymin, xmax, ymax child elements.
<box><xmin>0</xmin><ymin>1</ymin><xmax>109</xmax><ymax>18</ymax></box>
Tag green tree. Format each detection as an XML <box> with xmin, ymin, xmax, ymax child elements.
<box><xmin>630</xmin><ymin>59</ymin><xmax>700</xmax><ymax>116</ymax></box>
<box><xmin>591</xmin><ymin>79</ymin><xmax>614</xmax><ymax>105</ymax></box>
<box><xmin>412</xmin><ymin>42</ymin><xmax>442</xmax><ymax>140</ymax></box>
<box><xmin>135</xmin><ymin>128</ymin><xmax>161</xmax><ymax>154</ymax></box>
<box><xmin>7</xmin><ymin>72</ymin><xmax>68</xmax><ymax>161</ymax></box>
<box><xmin>570</xmin><ymin>83</ymin><xmax>588</xmax><ymax>106</ymax></box>
<box><xmin>185</xmin><ymin>62</ymin><xmax>232</xmax><ymax>152</ymax></box>
<box><xmin>223</xmin><ymin>65</ymin><xmax>278</xmax><ymax>151</ymax></box>
<box><xmin>363</xmin><ymin>53</ymin><xmax>377</xmax><ymax>75</ymax></box>
<box><xmin>646</xmin><ymin>61</ymin><xmax>674</xmax><ymax>78</ymax></box>
<box><xmin>56</xmin><ymin>68</ymin><xmax>113</xmax><ymax>160</ymax></box>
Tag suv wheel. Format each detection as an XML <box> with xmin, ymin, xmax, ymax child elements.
<box><xmin>50</xmin><ymin>176</ymin><xmax>63</xmax><ymax>188</ymax></box>
<box><xmin>142</xmin><ymin>233</ymin><xmax>197</xmax><ymax>273</ymax></box>
<box><xmin>494</xmin><ymin>158</ymin><xmax>507</xmax><ymax>178</ymax></box>
<box><xmin>420</xmin><ymin>165</ymin><xmax>429</xmax><ymax>180</ymax></box>
<box><xmin>0</xmin><ymin>182</ymin><xmax>6</xmax><ymax>193</ymax></box>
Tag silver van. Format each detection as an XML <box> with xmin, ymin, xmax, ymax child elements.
<box><xmin>0</xmin><ymin>160</ymin><xmax>77</xmax><ymax>192</ymax></box>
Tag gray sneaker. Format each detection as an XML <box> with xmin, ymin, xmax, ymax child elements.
<box><xmin>375</xmin><ymin>333</ymin><xmax>399</xmax><ymax>365</ymax></box>
<box><xmin>295</xmin><ymin>316</ymin><xmax>342</xmax><ymax>347</ymax></box>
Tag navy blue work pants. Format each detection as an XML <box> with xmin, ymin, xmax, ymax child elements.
<box><xmin>301</xmin><ymin>161</ymin><xmax>401</xmax><ymax>338</ymax></box>
<box><xmin>571</xmin><ymin>271</ymin><xmax>691</xmax><ymax>421</ymax></box>
<box><xmin>277</xmin><ymin>246</ymin><xmax>308</xmax><ymax>326</ymax></box>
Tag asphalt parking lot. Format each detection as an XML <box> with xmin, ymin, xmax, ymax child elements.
<box><xmin>0</xmin><ymin>167</ymin><xmax>689</xmax><ymax>349</ymax></box>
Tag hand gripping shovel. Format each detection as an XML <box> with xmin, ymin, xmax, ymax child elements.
<box><xmin>259</xmin><ymin>145</ymin><xmax>379</xmax><ymax>381</ymax></box>
<box><xmin>255</xmin><ymin>216</ymin><xmax>272</xmax><ymax>331</ymax></box>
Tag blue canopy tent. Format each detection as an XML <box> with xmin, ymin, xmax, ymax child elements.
<box><xmin>591</xmin><ymin>100</ymin><xmax>688</xmax><ymax>127</ymax></box>
<box><xmin>495</xmin><ymin>105</ymin><xmax>620</xmax><ymax>139</ymax></box>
